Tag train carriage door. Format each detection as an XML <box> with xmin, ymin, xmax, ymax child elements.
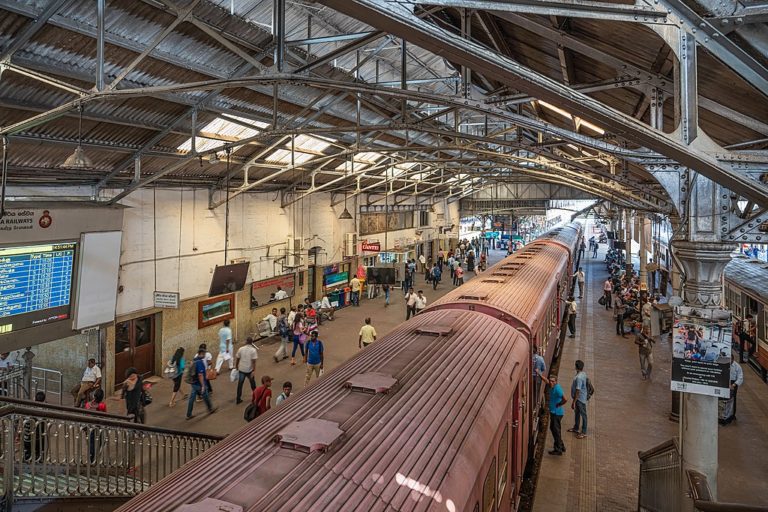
<box><xmin>511</xmin><ymin>367</ymin><xmax>529</xmax><ymax>504</ymax></box>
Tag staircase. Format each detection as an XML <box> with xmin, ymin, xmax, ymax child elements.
<box><xmin>0</xmin><ymin>400</ymin><xmax>222</xmax><ymax>512</ymax></box>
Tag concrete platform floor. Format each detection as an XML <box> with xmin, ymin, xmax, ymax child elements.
<box><xmin>533</xmin><ymin>246</ymin><xmax>768</xmax><ymax>511</ymax></box>
<box><xmin>109</xmin><ymin>247</ymin><xmax>508</xmax><ymax>439</ymax></box>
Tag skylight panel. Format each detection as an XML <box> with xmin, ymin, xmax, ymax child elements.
<box><xmin>292</xmin><ymin>134</ymin><xmax>333</xmax><ymax>153</ymax></box>
<box><xmin>177</xmin><ymin>115</ymin><xmax>267</xmax><ymax>153</ymax></box>
<box><xmin>265</xmin><ymin>149</ymin><xmax>315</xmax><ymax>165</ymax></box>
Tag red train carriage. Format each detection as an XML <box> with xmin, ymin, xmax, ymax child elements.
<box><xmin>427</xmin><ymin>242</ymin><xmax>572</xmax><ymax>461</ymax></box>
<box><xmin>116</xmin><ymin>309</ymin><xmax>531</xmax><ymax>512</ymax></box>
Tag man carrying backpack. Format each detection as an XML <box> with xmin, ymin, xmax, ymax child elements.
<box><xmin>431</xmin><ymin>263</ymin><xmax>441</xmax><ymax>290</ymax></box>
<box><xmin>186</xmin><ymin>348</ymin><xmax>217</xmax><ymax>420</ymax></box>
<box><xmin>568</xmin><ymin>359</ymin><xmax>591</xmax><ymax>439</ymax></box>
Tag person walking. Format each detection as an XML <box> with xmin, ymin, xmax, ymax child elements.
<box><xmin>252</xmin><ymin>376</ymin><xmax>273</xmax><ymax>415</ymax></box>
<box><xmin>568</xmin><ymin>360</ymin><xmax>589</xmax><ymax>439</ymax></box>
<box><xmin>234</xmin><ymin>337</ymin><xmax>258</xmax><ymax>404</ymax></box>
<box><xmin>359</xmin><ymin>317</ymin><xmax>377</xmax><ymax>348</ymax></box>
<box><xmin>574</xmin><ymin>267</ymin><xmax>585</xmax><ymax>299</ymax></box>
<box><xmin>613</xmin><ymin>295</ymin><xmax>627</xmax><ymax>337</ymax></box>
<box><xmin>121</xmin><ymin>367</ymin><xmax>146</xmax><ymax>424</ymax></box>
<box><xmin>85</xmin><ymin>389</ymin><xmax>106</xmax><ymax>463</ymax></box>
<box><xmin>578</xmin><ymin>240</ymin><xmax>586</xmax><ymax>260</ymax></box>
<box><xmin>186</xmin><ymin>348</ymin><xmax>216</xmax><ymax>420</ymax></box>
<box><xmin>290</xmin><ymin>313</ymin><xmax>306</xmax><ymax>366</ymax></box>
<box><xmin>168</xmin><ymin>347</ymin><xmax>185</xmax><ymax>407</ymax></box>
<box><xmin>304</xmin><ymin>331</ymin><xmax>324</xmax><ymax>386</ymax></box>
<box><xmin>602</xmin><ymin>278</ymin><xmax>613</xmax><ymax>310</ymax></box>
<box><xmin>71</xmin><ymin>358</ymin><xmax>102</xmax><ymax>407</ymax></box>
<box><xmin>452</xmin><ymin>258</ymin><xmax>460</xmax><ymax>285</ymax></box>
<box><xmin>592</xmin><ymin>239</ymin><xmax>598</xmax><ymax>258</ymax></box>
<box><xmin>431</xmin><ymin>263</ymin><xmax>441</xmax><ymax>290</ymax></box>
<box><xmin>455</xmin><ymin>264</ymin><xmax>465</xmax><ymax>286</ymax></box>
<box><xmin>405</xmin><ymin>287</ymin><xmax>417</xmax><ymax>320</ymax></box>
<box><xmin>415</xmin><ymin>290</ymin><xmax>428</xmax><ymax>315</ymax></box>
<box><xmin>565</xmin><ymin>296</ymin><xmax>577</xmax><ymax>338</ymax></box>
<box><xmin>542</xmin><ymin>374</ymin><xmax>566</xmax><ymax>455</ymax></box>
<box><xmin>274</xmin><ymin>308</ymin><xmax>290</xmax><ymax>363</ymax></box>
<box><xmin>215</xmin><ymin>320</ymin><xmax>234</xmax><ymax>374</ymax></box>
<box><xmin>382</xmin><ymin>283</ymin><xmax>390</xmax><ymax>307</ymax></box>
<box><xmin>720</xmin><ymin>355</ymin><xmax>744</xmax><ymax>425</ymax></box>
<box><xmin>350</xmin><ymin>275</ymin><xmax>361</xmax><ymax>306</ymax></box>
<box><xmin>634</xmin><ymin>327</ymin><xmax>655</xmax><ymax>380</ymax></box>
<box><xmin>275</xmin><ymin>381</ymin><xmax>292</xmax><ymax>406</ymax></box>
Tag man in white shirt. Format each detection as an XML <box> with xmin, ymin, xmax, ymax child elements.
<box><xmin>215</xmin><ymin>320</ymin><xmax>234</xmax><ymax>373</ymax></box>
<box><xmin>602</xmin><ymin>279</ymin><xmax>613</xmax><ymax>310</ymax></box>
<box><xmin>274</xmin><ymin>286</ymin><xmax>288</xmax><ymax>300</ymax></box>
<box><xmin>405</xmin><ymin>287</ymin><xmax>417</xmax><ymax>320</ymax></box>
<box><xmin>263</xmin><ymin>308</ymin><xmax>278</xmax><ymax>334</ymax></box>
<box><xmin>71</xmin><ymin>358</ymin><xmax>102</xmax><ymax>406</ymax></box>
<box><xmin>319</xmin><ymin>295</ymin><xmax>334</xmax><ymax>322</ymax></box>
<box><xmin>720</xmin><ymin>356</ymin><xmax>745</xmax><ymax>425</ymax></box>
<box><xmin>573</xmin><ymin>268</ymin><xmax>586</xmax><ymax>299</ymax></box>
<box><xmin>350</xmin><ymin>276</ymin><xmax>361</xmax><ymax>306</ymax></box>
<box><xmin>234</xmin><ymin>337</ymin><xmax>258</xmax><ymax>404</ymax></box>
<box><xmin>415</xmin><ymin>290</ymin><xmax>428</xmax><ymax>314</ymax></box>
<box><xmin>359</xmin><ymin>318</ymin><xmax>378</xmax><ymax>348</ymax></box>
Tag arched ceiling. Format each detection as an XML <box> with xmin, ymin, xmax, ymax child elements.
<box><xmin>0</xmin><ymin>0</ymin><xmax>767</xmax><ymax>215</ymax></box>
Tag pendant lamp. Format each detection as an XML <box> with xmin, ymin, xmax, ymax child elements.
<box><xmin>63</xmin><ymin>105</ymin><xmax>93</xmax><ymax>170</ymax></box>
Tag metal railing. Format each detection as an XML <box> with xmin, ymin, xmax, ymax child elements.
<box><xmin>0</xmin><ymin>366</ymin><xmax>27</xmax><ymax>400</ymax></box>
<box><xmin>30</xmin><ymin>366</ymin><xmax>64</xmax><ymax>405</ymax></box>
<box><xmin>0</xmin><ymin>403</ymin><xmax>222</xmax><ymax>507</ymax></box>
<box><xmin>638</xmin><ymin>439</ymin><xmax>768</xmax><ymax>512</ymax></box>
<box><xmin>638</xmin><ymin>438</ymin><xmax>682</xmax><ymax>512</ymax></box>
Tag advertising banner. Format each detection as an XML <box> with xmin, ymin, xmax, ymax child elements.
<box><xmin>250</xmin><ymin>273</ymin><xmax>295</xmax><ymax>308</ymax></box>
<box><xmin>324</xmin><ymin>271</ymin><xmax>349</xmax><ymax>287</ymax></box>
<box><xmin>670</xmin><ymin>306</ymin><xmax>732</xmax><ymax>398</ymax></box>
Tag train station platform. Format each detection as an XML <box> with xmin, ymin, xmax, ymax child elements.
<box><xmin>533</xmin><ymin>246</ymin><xmax>768</xmax><ymax>511</ymax></box>
<box><xmin>108</xmin><ymin>247</ymin><xmax>509</xmax><ymax>438</ymax></box>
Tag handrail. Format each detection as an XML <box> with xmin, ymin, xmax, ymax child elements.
<box><xmin>687</xmin><ymin>470</ymin><xmax>768</xmax><ymax>512</ymax></box>
<box><xmin>0</xmin><ymin>396</ymin><xmax>132</xmax><ymax>421</ymax></box>
<box><xmin>0</xmin><ymin>403</ymin><xmax>223</xmax><ymax>441</ymax></box>
<box><xmin>638</xmin><ymin>438</ymin><xmax>679</xmax><ymax>461</ymax></box>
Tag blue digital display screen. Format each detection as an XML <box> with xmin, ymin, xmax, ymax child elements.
<box><xmin>0</xmin><ymin>242</ymin><xmax>76</xmax><ymax>334</ymax></box>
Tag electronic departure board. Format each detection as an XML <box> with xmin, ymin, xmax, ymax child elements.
<box><xmin>0</xmin><ymin>242</ymin><xmax>76</xmax><ymax>335</ymax></box>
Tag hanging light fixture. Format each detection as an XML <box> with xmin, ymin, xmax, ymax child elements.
<box><xmin>63</xmin><ymin>105</ymin><xmax>93</xmax><ymax>170</ymax></box>
<box><xmin>339</xmin><ymin>189</ymin><xmax>353</xmax><ymax>219</ymax></box>
<box><xmin>208</xmin><ymin>152</ymin><xmax>220</xmax><ymax>164</ymax></box>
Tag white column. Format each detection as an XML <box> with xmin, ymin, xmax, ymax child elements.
<box><xmin>639</xmin><ymin>215</ymin><xmax>649</xmax><ymax>288</ymax></box>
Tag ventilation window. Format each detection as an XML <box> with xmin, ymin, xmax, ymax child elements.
<box><xmin>458</xmin><ymin>294</ymin><xmax>488</xmax><ymax>301</ymax></box>
<box><xmin>415</xmin><ymin>325</ymin><xmax>454</xmax><ymax>336</ymax></box>
<box><xmin>275</xmin><ymin>418</ymin><xmax>343</xmax><ymax>453</ymax></box>
<box><xmin>344</xmin><ymin>372</ymin><xmax>398</xmax><ymax>394</ymax></box>
<box><xmin>492</xmin><ymin>271</ymin><xmax>517</xmax><ymax>277</ymax></box>
<box><xmin>482</xmin><ymin>279</ymin><xmax>505</xmax><ymax>284</ymax></box>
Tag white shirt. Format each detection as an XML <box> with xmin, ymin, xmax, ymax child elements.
<box><xmin>415</xmin><ymin>295</ymin><xmax>427</xmax><ymax>310</ymax></box>
<box><xmin>82</xmin><ymin>365</ymin><xmax>102</xmax><ymax>382</ymax></box>
<box><xmin>287</xmin><ymin>310</ymin><xmax>296</xmax><ymax>326</ymax></box>
<box><xmin>350</xmin><ymin>277</ymin><xmax>361</xmax><ymax>292</ymax></box>
<box><xmin>730</xmin><ymin>361</ymin><xmax>744</xmax><ymax>386</ymax></box>
<box><xmin>264</xmin><ymin>314</ymin><xmax>278</xmax><ymax>332</ymax></box>
<box><xmin>0</xmin><ymin>357</ymin><xmax>11</xmax><ymax>369</ymax></box>
<box><xmin>274</xmin><ymin>290</ymin><xmax>288</xmax><ymax>300</ymax></box>
<box><xmin>218</xmin><ymin>326</ymin><xmax>233</xmax><ymax>353</ymax></box>
<box><xmin>236</xmin><ymin>344</ymin><xmax>258</xmax><ymax>372</ymax></box>
<box><xmin>321</xmin><ymin>296</ymin><xmax>331</xmax><ymax>309</ymax></box>
<box><xmin>575</xmin><ymin>271</ymin><xmax>585</xmax><ymax>283</ymax></box>
<box><xmin>406</xmin><ymin>292</ymin><xmax>417</xmax><ymax>307</ymax></box>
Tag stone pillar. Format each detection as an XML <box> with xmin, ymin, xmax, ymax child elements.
<box><xmin>674</xmin><ymin>240</ymin><xmax>735</xmax><ymax>501</ymax></box>
<box><xmin>639</xmin><ymin>215</ymin><xmax>649</xmax><ymax>288</ymax></box>
<box><xmin>625</xmin><ymin>209</ymin><xmax>633</xmax><ymax>274</ymax></box>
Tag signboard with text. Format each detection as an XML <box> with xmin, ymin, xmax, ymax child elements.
<box><xmin>361</xmin><ymin>241</ymin><xmax>381</xmax><ymax>252</ymax></box>
<box><xmin>670</xmin><ymin>306</ymin><xmax>732</xmax><ymax>397</ymax></box>
<box><xmin>153</xmin><ymin>291</ymin><xmax>179</xmax><ymax>309</ymax></box>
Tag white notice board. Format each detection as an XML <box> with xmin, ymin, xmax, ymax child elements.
<box><xmin>72</xmin><ymin>231</ymin><xmax>122</xmax><ymax>330</ymax></box>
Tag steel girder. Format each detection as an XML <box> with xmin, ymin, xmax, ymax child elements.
<box><xmin>314</xmin><ymin>0</ymin><xmax>768</xmax><ymax>209</ymax></box>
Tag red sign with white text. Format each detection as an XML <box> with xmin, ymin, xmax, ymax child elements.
<box><xmin>361</xmin><ymin>241</ymin><xmax>381</xmax><ymax>252</ymax></box>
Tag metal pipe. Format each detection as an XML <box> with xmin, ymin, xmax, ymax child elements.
<box><xmin>96</xmin><ymin>0</ymin><xmax>105</xmax><ymax>92</ymax></box>
<box><xmin>273</xmin><ymin>0</ymin><xmax>286</xmax><ymax>73</ymax></box>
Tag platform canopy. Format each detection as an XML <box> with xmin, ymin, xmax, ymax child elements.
<box><xmin>1</xmin><ymin>0</ymin><xmax>767</xmax><ymax>215</ymax></box>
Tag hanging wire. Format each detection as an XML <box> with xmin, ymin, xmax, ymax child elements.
<box><xmin>0</xmin><ymin>136</ymin><xmax>8</xmax><ymax>220</ymax></box>
<box><xmin>153</xmin><ymin>185</ymin><xmax>158</xmax><ymax>292</ymax></box>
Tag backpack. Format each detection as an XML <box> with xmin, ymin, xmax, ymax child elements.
<box><xmin>278</xmin><ymin>316</ymin><xmax>289</xmax><ymax>337</ymax></box>
<box><xmin>586</xmin><ymin>378</ymin><xmax>595</xmax><ymax>400</ymax></box>
<box><xmin>185</xmin><ymin>360</ymin><xmax>199</xmax><ymax>385</ymax></box>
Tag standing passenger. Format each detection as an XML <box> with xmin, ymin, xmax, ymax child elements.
<box><xmin>350</xmin><ymin>275</ymin><xmax>361</xmax><ymax>306</ymax></box>
<box><xmin>234</xmin><ymin>337</ymin><xmax>258</xmax><ymax>404</ymax></box>
<box><xmin>186</xmin><ymin>348</ymin><xmax>216</xmax><ymax>420</ymax></box>
<box><xmin>290</xmin><ymin>313</ymin><xmax>306</xmax><ymax>366</ymax></box>
<box><xmin>304</xmin><ymin>332</ymin><xmax>324</xmax><ymax>386</ymax></box>
<box><xmin>565</xmin><ymin>296</ymin><xmax>577</xmax><ymax>338</ymax></box>
<box><xmin>121</xmin><ymin>368</ymin><xmax>145</xmax><ymax>424</ymax></box>
<box><xmin>414</xmin><ymin>290</ymin><xmax>428</xmax><ymax>315</ymax></box>
<box><xmin>573</xmin><ymin>267</ymin><xmax>585</xmax><ymax>299</ymax></box>
<box><xmin>359</xmin><ymin>317</ymin><xmax>377</xmax><ymax>348</ymax></box>
<box><xmin>532</xmin><ymin>345</ymin><xmax>546</xmax><ymax>406</ymax></box>
<box><xmin>720</xmin><ymin>356</ymin><xmax>744</xmax><ymax>425</ymax></box>
<box><xmin>168</xmin><ymin>347</ymin><xmax>185</xmax><ymax>407</ymax></box>
<box><xmin>543</xmin><ymin>374</ymin><xmax>566</xmax><ymax>455</ymax></box>
<box><xmin>634</xmin><ymin>327</ymin><xmax>654</xmax><ymax>380</ymax></box>
<box><xmin>215</xmin><ymin>320</ymin><xmax>234</xmax><ymax>374</ymax></box>
<box><xmin>252</xmin><ymin>376</ymin><xmax>273</xmax><ymax>415</ymax></box>
<box><xmin>382</xmin><ymin>283</ymin><xmax>391</xmax><ymax>307</ymax></box>
<box><xmin>455</xmin><ymin>264</ymin><xmax>465</xmax><ymax>286</ymax></box>
<box><xmin>405</xmin><ymin>287</ymin><xmax>417</xmax><ymax>320</ymax></box>
<box><xmin>275</xmin><ymin>382</ymin><xmax>292</xmax><ymax>406</ymax></box>
<box><xmin>613</xmin><ymin>295</ymin><xmax>627</xmax><ymax>337</ymax></box>
<box><xmin>603</xmin><ymin>279</ymin><xmax>613</xmax><ymax>310</ymax></box>
<box><xmin>568</xmin><ymin>360</ymin><xmax>589</xmax><ymax>439</ymax></box>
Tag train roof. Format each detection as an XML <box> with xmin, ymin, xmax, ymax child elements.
<box><xmin>116</xmin><ymin>309</ymin><xmax>529</xmax><ymax>512</ymax></box>
<box><xmin>725</xmin><ymin>255</ymin><xmax>768</xmax><ymax>302</ymax></box>
<box><xmin>427</xmin><ymin>242</ymin><xmax>569</xmax><ymax>333</ymax></box>
<box><xmin>531</xmin><ymin>222</ymin><xmax>582</xmax><ymax>254</ymax></box>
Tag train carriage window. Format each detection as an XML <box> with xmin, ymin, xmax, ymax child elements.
<box><xmin>483</xmin><ymin>457</ymin><xmax>497</xmax><ymax>512</ymax></box>
<box><xmin>498</xmin><ymin>426</ymin><xmax>509</xmax><ymax>507</ymax></box>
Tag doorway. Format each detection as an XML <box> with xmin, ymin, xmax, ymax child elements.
<box><xmin>115</xmin><ymin>314</ymin><xmax>157</xmax><ymax>385</ymax></box>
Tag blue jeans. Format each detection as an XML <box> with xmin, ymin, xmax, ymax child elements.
<box><xmin>385</xmin><ymin>289</ymin><xmax>390</xmax><ymax>305</ymax></box>
<box><xmin>187</xmin><ymin>383</ymin><xmax>213</xmax><ymax>418</ymax></box>
<box><xmin>292</xmin><ymin>335</ymin><xmax>305</xmax><ymax>358</ymax></box>
<box><xmin>236</xmin><ymin>371</ymin><xmax>255</xmax><ymax>402</ymax></box>
<box><xmin>573</xmin><ymin>400</ymin><xmax>588</xmax><ymax>434</ymax></box>
<box><xmin>351</xmin><ymin>291</ymin><xmax>359</xmax><ymax>306</ymax></box>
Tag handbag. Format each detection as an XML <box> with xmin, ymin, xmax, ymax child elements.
<box><xmin>229</xmin><ymin>368</ymin><xmax>239</xmax><ymax>383</ymax></box>
<box><xmin>141</xmin><ymin>391</ymin><xmax>153</xmax><ymax>406</ymax></box>
<box><xmin>162</xmin><ymin>362</ymin><xmax>179</xmax><ymax>379</ymax></box>
<box><xmin>598</xmin><ymin>295</ymin><xmax>606</xmax><ymax>306</ymax></box>
<box><xmin>206</xmin><ymin>367</ymin><xmax>218</xmax><ymax>381</ymax></box>
<box><xmin>298</xmin><ymin>333</ymin><xmax>308</xmax><ymax>344</ymax></box>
